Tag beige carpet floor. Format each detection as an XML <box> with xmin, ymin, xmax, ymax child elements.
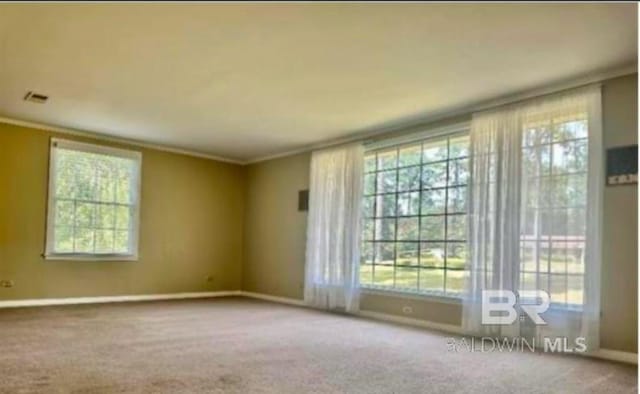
<box><xmin>0</xmin><ymin>297</ymin><xmax>636</xmax><ymax>393</ymax></box>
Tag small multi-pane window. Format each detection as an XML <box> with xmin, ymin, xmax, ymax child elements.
<box><xmin>520</xmin><ymin>116</ymin><xmax>588</xmax><ymax>307</ymax></box>
<box><xmin>360</xmin><ymin>133</ymin><xmax>470</xmax><ymax>297</ymax></box>
<box><xmin>45</xmin><ymin>139</ymin><xmax>142</xmax><ymax>260</ymax></box>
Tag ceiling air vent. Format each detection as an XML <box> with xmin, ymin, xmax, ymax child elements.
<box><xmin>24</xmin><ymin>91</ymin><xmax>48</xmax><ymax>103</ymax></box>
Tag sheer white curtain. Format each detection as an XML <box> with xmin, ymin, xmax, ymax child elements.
<box><xmin>463</xmin><ymin>85</ymin><xmax>603</xmax><ymax>352</ymax></box>
<box><xmin>304</xmin><ymin>143</ymin><xmax>364</xmax><ymax>313</ymax></box>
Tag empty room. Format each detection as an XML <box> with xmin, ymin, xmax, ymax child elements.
<box><xmin>0</xmin><ymin>2</ymin><xmax>638</xmax><ymax>393</ymax></box>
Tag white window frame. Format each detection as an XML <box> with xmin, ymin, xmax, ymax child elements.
<box><xmin>44</xmin><ymin>138</ymin><xmax>142</xmax><ymax>261</ymax></box>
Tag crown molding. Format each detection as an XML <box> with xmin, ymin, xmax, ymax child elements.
<box><xmin>0</xmin><ymin>116</ymin><xmax>244</xmax><ymax>165</ymax></box>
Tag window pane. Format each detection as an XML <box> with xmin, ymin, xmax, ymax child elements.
<box><xmin>96</xmin><ymin>205</ymin><xmax>116</xmax><ymax>229</ymax></box>
<box><xmin>550</xmin><ymin>274</ymin><xmax>567</xmax><ymax>305</ymax></box>
<box><xmin>377</xmin><ymin>170</ymin><xmax>397</xmax><ymax>193</ymax></box>
<box><xmin>372</xmin><ymin>265</ymin><xmax>394</xmax><ymax>287</ymax></box>
<box><xmin>362</xmin><ymin>219</ymin><xmax>375</xmax><ymax>241</ymax></box>
<box><xmin>55</xmin><ymin>200</ymin><xmax>75</xmax><ymax>227</ymax></box>
<box><xmin>567</xmin><ymin>275</ymin><xmax>584</xmax><ymax>305</ymax></box>
<box><xmin>449</xmin><ymin>135</ymin><xmax>469</xmax><ymax>158</ymax></box>
<box><xmin>552</xmin><ymin>120</ymin><xmax>587</xmax><ymax>142</ymax></box>
<box><xmin>397</xmin><ymin>166</ymin><xmax>421</xmax><ymax>191</ymax></box>
<box><xmin>376</xmin><ymin>194</ymin><xmax>397</xmax><ymax>217</ymax></box>
<box><xmin>523</xmin><ymin>145</ymin><xmax>551</xmax><ymax>178</ymax></box>
<box><xmin>448</xmin><ymin>158</ymin><xmax>468</xmax><ymax>186</ymax></box>
<box><xmin>398</xmin><ymin>145</ymin><xmax>421</xmax><ymax>167</ymax></box>
<box><xmin>422</xmin><ymin>162</ymin><xmax>447</xmax><ymax>188</ymax></box>
<box><xmin>115</xmin><ymin>206</ymin><xmax>131</xmax><ymax>230</ymax></box>
<box><xmin>445</xmin><ymin>270</ymin><xmax>466</xmax><ymax>295</ymax></box>
<box><xmin>423</xmin><ymin>139</ymin><xmax>448</xmax><ymax>163</ymax></box>
<box><xmin>447</xmin><ymin>186</ymin><xmax>467</xmax><ymax>213</ymax></box>
<box><xmin>419</xmin><ymin>269</ymin><xmax>444</xmax><ymax>293</ymax></box>
<box><xmin>360</xmin><ymin>243</ymin><xmax>374</xmax><ymax>286</ymax></box>
<box><xmin>397</xmin><ymin>218</ymin><xmax>419</xmax><ymax>241</ymax></box>
<box><xmin>364</xmin><ymin>155</ymin><xmax>377</xmax><ymax>172</ymax></box>
<box><xmin>96</xmin><ymin>167</ymin><xmax>115</xmax><ymax>202</ymax></box>
<box><xmin>552</xmin><ymin>140</ymin><xmax>587</xmax><ymax>174</ymax></box>
<box><xmin>362</xmin><ymin>196</ymin><xmax>375</xmax><ymax>218</ymax></box>
<box><xmin>75</xmin><ymin>228</ymin><xmax>94</xmax><ymax>253</ymax></box>
<box><xmin>55</xmin><ymin>157</ymin><xmax>76</xmax><ymax>198</ymax></box>
<box><xmin>73</xmin><ymin>155</ymin><xmax>97</xmax><ymax>200</ymax></box>
<box><xmin>377</xmin><ymin>149</ymin><xmax>397</xmax><ymax>170</ymax></box>
<box><xmin>447</xmin><ymin>215</ymin><xmax>466</xmax><ymax>241</ymax></box>
<box><xmin>421</xmin><ymin>188</ymin><xmax>446</xmax><ymax>214</ymax></box>
<box><xmin>420</xmin><ymin>216</ymin><xmax>444</xmax><ymax>240</ymax></box>
<box><xmin>54</xmin><ymin>226</ymin><xmax>74</xmax><ymax>253</ymax></box>
<box><xmin>374</xmin><ymin>219</ymin><xmax>395</xmax><ymax>240</ymax></box>
<box><xmin>395</xmin><ymin>267</ymin><xmax>418</xmax><ymax>291</ymax></box>
<box><xmin>567</xmin><ymin>208</ymin><xmax>586</xmax><ymax>237</ymax></box>
<box><xmin>361</xmin><ymin>242</ymin><xmax>374</xmax><ymax>265</ymax></box>
<box><xmin>397</xmin><ymin>192</ymin><xmax>420</xmax><ymax>216</ymax></box>
<box><xmin>95</xmin><ymin>230</ymin><xmax>115</xmax><ymax>253</ymax></box>
<box><xmin>360</xmin><ymin>264</ymin><xmax>372</xmax><ymax>286</ymax></box>
<box><xmin>420</xmin><ymin>243</ymin><xmax>445</xmax><ymax>268</ymax></box>
<box><xmin>396</xmin><ymin>242</ymin><xmax>419</xmax><ymax>266</ymax></box>
<box><xmin>523</xmin><ymin>125</ymin><xmax>551</xmax><ymax>147</ymax></box>
<box><xmin>114</xmin><ymin>230</ymin><xmax>129</xmax><ymax>253</ymax></box>
<box><xmin>364</xmin><ymin>173</ymin><xmax>377</xmax><ymax>195</ymax></box>
<box><xmin>374</xmin><ymin>242</ymin><xmax>395</xmax><ymax>265</ymax></box>
<box><xmin>446</xmin><ymin>243</ymin><xmax>467</xmax><ymax>270</ymax></box>
<box><xmin>75</xmin><ymin>202</ymin><xmax>96</xmax><ymax>227</ymax></box>
<box><xmin>567</xmin><ymin>173</ymin><xmax>587</xmax><ymax>207</ymax></box>
<box><xmin>116</xmin><ymin>175</ymin><xmax>132</xmax><ymax>204</ymax></box>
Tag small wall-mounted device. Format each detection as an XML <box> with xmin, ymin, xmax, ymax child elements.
<box><xmin>606</xmin><ymin>145</ymin><xmax>637</xmax><ymax>186</ymax></box>
<box><xmin>298</xmin><ymin>190</ymin><xmax>309</xmax><ymax>212</ymax></box>
<box><xmin>23</xmin><ymin>91</ymin><xmax>49</xmax><ymax>103</ymax></box>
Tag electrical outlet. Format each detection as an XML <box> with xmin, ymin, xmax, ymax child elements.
<box><xmin>402</xmin><ymin>306</ymin><xmax>413</xmax><ymax>315</ymax></box>
<box><xmin>0</xmin><ymin>280</ymin><xmax>14</xmax><ymax>288</ymax></box>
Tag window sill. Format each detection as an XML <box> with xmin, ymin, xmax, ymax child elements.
<box><xmin>43</xmin><ymin>253</ymin><xmax>138</xmax><ymax>262</ymax></box>
<box><xmin>361</xmin><ymin>286</ymin><xmax>463</xmax><ymax>305</ymax></box>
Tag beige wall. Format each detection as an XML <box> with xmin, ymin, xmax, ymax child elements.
<box><xmin>600</xmin><ymin>74</ymin><xmax>638</xmax><ymax>351</ymax></box>
<box><xmin>242</xmin><ymin>74</ymin><xmax>638</xmax><ymax>353</ymax></box>
<box><xmin>0</xmin><ymin>122</ymin><xmax>245</xmax><ymax>299</ymax></box>
<box><xmin>243</xmin><ymin>152</ymin><xmax>310</xmax><ymax>299</ymax></box>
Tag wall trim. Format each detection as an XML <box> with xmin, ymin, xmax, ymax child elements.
<box><xmin>238</xmin><ymin>291</ymin><xmax>637</xmax><ymax>365</ymax></box>
<box><xmin>0</xmin><ymin>291</ymin><xmax>241</xmax><ymax>308</ymax></box>
<box><xmin>240</xmin><ymin>291</ymin><xmax>306</xmax><ymax>306</ymax></box>
<box><xmin>0</xmin><ymin>116</ymin><xmax>244</xmax><ymax>165</ymax></box>
<box><xmin>357</xmin><ymin>309</ymin><xmax>464</xmax><ymax>335</ymax></box>
<box><xmin>589</xmin><ymin>348</ymin><xmax>638</xmax><ymax>365</ymax></box>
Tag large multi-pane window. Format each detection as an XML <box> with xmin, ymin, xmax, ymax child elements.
<box><xmin>520</xmin><ymin>116</ymin><xmax>588</xmax><ymax>307</ymax></box>
<box><xmin>45</xmin><ymin>139</ymin><xmax>142</xmax><ymax>260</ymax></box>
<box><xmin>360</xmin><ymin>133</ymin><xmax>469</xmax><ymax>297</ymax></box>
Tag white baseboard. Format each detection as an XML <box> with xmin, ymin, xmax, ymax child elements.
<box><xmin>240</xmin><ymin>291</ymin><xmax>305</xmax><ymax>306</ymax></box>
<box><xmin>357</xmin><ymin>309</ymin><xmax>465</xmax><ymax>335</ymax></box>
<box><xmin>0</xmin><ymin>291</ymin><xmax>241</xmax><ymax>308</ymax></box>
<box><xmin>589</xmin><ymin>348</ymin><xmax>638</xmax><ymax>365</ymax></box>
<box><xmin>237</xmin><ymin>291</ymin><xmax>637</xmax><ymax>365</ymax></box>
